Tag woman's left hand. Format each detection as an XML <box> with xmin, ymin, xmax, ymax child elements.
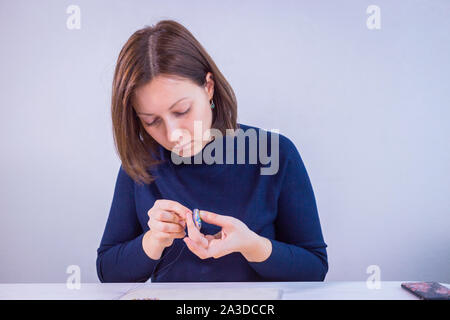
<box><xmin>183</xmin><ymin>210</ymin><xmax>263</xmax><ymax>260</ymax></box>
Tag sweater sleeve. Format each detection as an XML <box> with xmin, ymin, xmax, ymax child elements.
<box><xmin>248</xmin><ymin>137</ymin><xmax>329</xmax><ymax>281</ymax></box>
<box><xmin>96</xmin><ymin>165</ymin><xmax>160</xmax><ymax>282</ymax></box>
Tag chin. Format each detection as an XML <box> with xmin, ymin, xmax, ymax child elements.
<box><xmin>182</xmin><ymin>142</ymin><xmax>201</xmax><ymax>157</ymax></box>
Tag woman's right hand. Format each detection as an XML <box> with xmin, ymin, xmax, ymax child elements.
<box><xmin>146</xmin><ymin>199</ymin><xmax>191</xmax><ymax>249</ymax></box>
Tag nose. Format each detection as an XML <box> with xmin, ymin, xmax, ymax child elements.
<box><xmin>165</xmin><ymin>120</ymin><xmax>184</xmax><ymax>145</ymax></box>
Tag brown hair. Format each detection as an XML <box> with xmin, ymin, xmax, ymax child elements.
<box><xmin>111</xmin><ymin>20</ymin><xmax>238</xmax><ymax>185</ymax></box>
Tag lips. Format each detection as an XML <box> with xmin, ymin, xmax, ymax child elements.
<box><xmin>174</xmin><ymin>141</ymin><xmax>191</xmax><ymax>150</ymax></box>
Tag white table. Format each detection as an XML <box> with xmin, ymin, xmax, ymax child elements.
<box><xmin>0</xmin><ymin>281</ymin><xmax>448</xmax><ymax>300</ymax></box>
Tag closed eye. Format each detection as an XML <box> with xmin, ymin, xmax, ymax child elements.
<box><xmin>144</xmin><ymin>107</ymin><xmax>191</xmax><ymax>127</ymax></box>
<box><xmin>174</xmin><ymin>108</ymin><xmax>190</xmax><ymax>116</ymax></box>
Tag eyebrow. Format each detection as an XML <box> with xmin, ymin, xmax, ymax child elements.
<box><xmin>136</xmin><ymin>97</ymin><xmax>189</xmax><ymax>116</ymax></box>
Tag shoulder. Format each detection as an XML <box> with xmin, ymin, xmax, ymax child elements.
<box><xmin>116</xmin><ymin>164</ymin><xmax>138</xmax><ymax>188</ymax></box>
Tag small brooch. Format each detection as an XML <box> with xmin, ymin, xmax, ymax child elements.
<box><xmin>192</xmin><ymin>208</ymin><xmax>202</xmax><ymax>230</ymax></box>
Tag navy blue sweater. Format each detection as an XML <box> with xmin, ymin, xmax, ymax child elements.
<box><xmin>96</xmin><ymin>123</ymin><xmax>328</xmax><ymax>282</ymax></box>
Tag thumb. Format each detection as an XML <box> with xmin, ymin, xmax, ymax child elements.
<box><xmin>199</xmin><ymin>210</ymin><xmax>231</xmax><ymax>227</ymax></box>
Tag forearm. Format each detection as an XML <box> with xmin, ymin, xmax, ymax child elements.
<box><xmin>142</xmin><ymin>230</ymin><xmax>166</xmax><ymax>260</ymax></box>
<box><xmin>96</xmin><ymin>232</ymin><xmax>161</xmax><ymax>282</ymax></box>
<box><xmin>246</xmin><ymin>238</ymin><xmax>328</xmax><ymax>281</ymax></box>
<box><xmin>240</xmin><ymin>231</ymin><xmax>272</xmax><ymax>263</ymax></box>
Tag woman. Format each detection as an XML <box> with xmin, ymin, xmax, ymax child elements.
<box><xmin>96</xmin><ymin>20</ymin><xmax>328</xmax><ymax>282</ymax></box>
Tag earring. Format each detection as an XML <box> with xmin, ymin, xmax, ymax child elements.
<box><xmin>210</xmin><ymin>100</ymin><xmax>215</xmax><ymax>109</ymax></box>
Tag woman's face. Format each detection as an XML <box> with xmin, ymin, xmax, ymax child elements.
<box><xmin>133</xmin><ymin>73</ymin><xmax>214</xmax><ymax>157</ymax></box>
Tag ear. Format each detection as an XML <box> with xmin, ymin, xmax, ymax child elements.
<box><xmin>204</xmin><ymin>72</ymin><xmax>215</xmax><ymax>100</ymax></box>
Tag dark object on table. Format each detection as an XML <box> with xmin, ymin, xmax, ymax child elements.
<box><xmin>401</xmin><ymin>282</ymin><xmax>450</xmax><ymax>300</ymax></box>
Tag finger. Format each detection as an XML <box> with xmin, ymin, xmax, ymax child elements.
<box><xmin>156</xmin><ymin>210</ymin><xmax>185</xmax><ymax>227</ymax></box>
<box><xmin>186</xmin><ymin>212</ymin><xmax>208</xmax><ymax>248</ymax></box>
<box><xmin>153</xmin><ymin>220</ymin><xmax>185</xmax><ymax>233</ymax></box>
<box><xmin>211</xmin><ymin>250</ymin><xmax>229</xmax><ymax>259</ymax></box>
<box><xmin>183</xmin><ymin>237</ymin><xmax>209</xmax><ymax>260</ymax></box>
<box><xmin>149</xmin><ymin>211</ymin><xmax>185</xmax><ymax>230</ymax></box>
<box><xmin>186</xmin><ymin>211</ymin><xmax>208</xmax><ymax>248</ymax></box>
<box><xmin>154</xmin><ymin>199</ymin><xmax>192</xmax><ymax>221</ymax></box>
<box><xmin>155</xmin><ymin>228</ymin><xmax>186</xmax><ymax>239</ymax></box>
<box><xmin>205</xmin><ymin>232</ymin><xmax>221</xmax><ymax>241</ymax></box>
<box><xmin>172</xmin><ymin>230</ymin><xmax>186</xmax><ymax>239</ymax></box>
<box><xmin>199</xmin><ymin>210</ymin><xmax>232</xmax><ymax>228</ymax></box>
